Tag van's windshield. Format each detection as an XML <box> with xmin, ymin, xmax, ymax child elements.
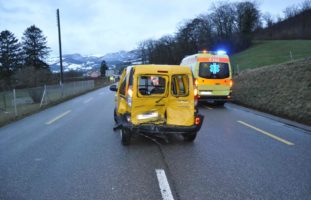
<box><xmin>138</xmin><ymin>75</ymin><xmax>166</xmax><ymax>96</ymax></box>
<box><xmin>199</xmin><ymin>62</ymin><xmax>229</xmax><ymax>79</ymax></box>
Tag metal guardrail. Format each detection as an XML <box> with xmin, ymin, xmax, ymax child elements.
<box><xmin>0</xmin><ymin>80</ymin><xmax>95</xmax><ymax>124</ymax></box>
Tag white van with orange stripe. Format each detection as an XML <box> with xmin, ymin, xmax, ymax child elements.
<box><xmin>180</xmin><ymin>50</ymin><xmax>233</xmax><ymax>105</ymax></box>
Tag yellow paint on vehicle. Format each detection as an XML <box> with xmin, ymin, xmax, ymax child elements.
<box><xmin>46</xmin><ymin>110</ymin><xmax>71</xmax><ymax>125</ymax></box>
<box><xmin>237</xmin><ymin>120</ymin><xmax>294</xmax><ymax>146</ymax></box>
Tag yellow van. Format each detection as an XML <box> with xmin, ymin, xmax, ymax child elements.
<box><xmin>180</xmin><ymin>50</ymin><xmax>233</xmax><ymax>105</ymax></box>
<box><xmin>109</xmin><ymin>65</ymin><xmax>204</xmax><ymax>145</ymax></box>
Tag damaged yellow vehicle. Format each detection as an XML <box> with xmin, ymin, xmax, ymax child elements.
<box><xmin>109</xmin><ymin>65</ymin><xmax>204</xmax><ymax>145</ymax></box>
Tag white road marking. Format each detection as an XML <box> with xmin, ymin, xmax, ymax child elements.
<box><xmin>83</xmin><ymin>97</ymin><xmax>93</xmax><ymax>104</ymax></box>
<box><xmin>155</xmin><ymin>169</ymin><xmax>174</xmax><ymax>200</ymax></box>
<box><xmin>45</xmin><ymin>110</ymin><xmax>71</xmax><ymax>125</ymax></box>
<box><xmin>99</xmin><ymin>92</ymin><xmax>106</xmax><ymax>95</ymax></box>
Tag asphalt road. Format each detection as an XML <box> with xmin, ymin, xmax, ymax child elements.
<box><xmin>0</xmin><ymin>86</ymin><xmax>310</xmax><ymax>200</ymax></box>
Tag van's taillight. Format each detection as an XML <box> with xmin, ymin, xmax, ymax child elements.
<box><xmin>127</xmin><ymin>87</ymin><xmax>133</xmax><ymax>97</ymax></box>
<box><xmin>194</xmin><ymin>79</ymin><xmax>198</xmax><ymax>87</ymax></box>
<box><xmin>194</xmin><ymin>88</ymin><xmax>198</xmax><ymax>96</ymax></box>
<box><xmin>127</xmin><ymin>87</ymin><xmax>132</xmax><ymax>107</ymax></box>
<box><xmin>194</xmin><ymin>88</ymin><xmax>198</xmax><ymax>107</ymax></box>
<box><xmin>195</xmin><ymin>116</ymin><xmax>201</xmax><ymax>125</ymax></box>
<box><xmin>229</xmin><ymin>80</ymin><xmax>233</xmax><ymax>87</ymax></box>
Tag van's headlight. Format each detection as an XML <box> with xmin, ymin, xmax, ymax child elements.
<box><xmin>137</xmin><ymin>112</ymin><xmax>159</xmax><ymax>120</ymax></box>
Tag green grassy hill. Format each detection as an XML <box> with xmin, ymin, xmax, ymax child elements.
<box><xmin>231</xmin><ymin>40</ymin><xmax>311</xmax><ymax>72</ymax></box>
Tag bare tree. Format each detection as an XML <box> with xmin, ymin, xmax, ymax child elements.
<box><xmin>283</xmin><ymin>5</ymin><xmax>300</xmax><ymax>18</ymax></box>
<box><xmin>262</xmin><ymin>12</ymin><xmax>275</xmax><ymax>28</ymax></box>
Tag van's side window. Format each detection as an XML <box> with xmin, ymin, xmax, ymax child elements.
<box><xmin>171</xmin><ymin>75</ymin><xmax>189</xmax><ymax>96</ymax></box>
<box><xmin>119</xmin><ymin>75</ymin><xmax>127</xmax><ymax>96</ymax></box>
<box><xmin>128</xmin><ymin>68</ymin><xmax>134</xmax><ymax>87</ymax></box>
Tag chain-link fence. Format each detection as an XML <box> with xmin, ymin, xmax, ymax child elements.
<box><xmin>0</xmin><ymin>80</ymin><xmax>94</xmax><ymax>125</ymax></box>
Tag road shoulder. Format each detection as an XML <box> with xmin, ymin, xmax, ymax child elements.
<box><xmin>226</xmin><ymin>103</ymin><xmax>311</xmax><ymax>133</ymax></box>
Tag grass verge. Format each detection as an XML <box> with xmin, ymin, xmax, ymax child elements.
<box><xmin>232</xmin><ymin>57</ymin><xmax>311</xmax><ymax>125</ymax></box>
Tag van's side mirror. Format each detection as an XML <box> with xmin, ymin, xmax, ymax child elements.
<box><xmin>109</xmin><ymin>85</ymin><xmax>118</xmax><ymax>92</ymax></box>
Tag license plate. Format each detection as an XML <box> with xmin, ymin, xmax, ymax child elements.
<box><xmin>200</xmin><ymin>91</ymin><xmax>212</xmax><ymax>95</ymax></box>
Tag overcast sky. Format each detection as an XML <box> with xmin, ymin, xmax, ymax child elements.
<box><xmin>0</xmin><ymin>0</ymin><xmax>306</xmax><ymax>57</ymax></box>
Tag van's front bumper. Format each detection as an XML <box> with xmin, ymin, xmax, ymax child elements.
<box><xmin>122</xmin><ymin>115</ymin><xmax>204</xmax><ymax>135</ymax></box>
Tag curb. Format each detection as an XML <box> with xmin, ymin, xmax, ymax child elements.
<box><xmin>226</xmin><ymin>103</ymin><xmax>311</xmax><ymax>133</ymax></box>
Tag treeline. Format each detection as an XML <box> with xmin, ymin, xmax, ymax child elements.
<box><xmin>254</xmin><ymin>8</ymin><xmax>311</xmax><ymax>39</ymax></box>
<box><xmin>0</xmin><ymin>25</ymin><xmax>51</xmax><ymax>89</ymax></box>
<box><xmin>138</xmin><ymin>1</ymin><xmax>260</xmax><ymax>65</ymax></box>
<box><xmin>138</xmin><ymin>0</ymin><xmax>311</xmax><ymax>65</ymax></box>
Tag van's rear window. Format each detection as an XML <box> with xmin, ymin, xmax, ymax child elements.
<box><xmin>171</xmin><ymin>75</ymin><xmax>189</xmax><ymax>96</ymax></box>
<box><xmin>138</xmin><ymin>75</ymin><xmax>166</xmax><ymax>96</ymax></box>
<box><xmin>199</xmin><ymin>62</ymin><xmax>229</xmax><ymax>79</ymax></box>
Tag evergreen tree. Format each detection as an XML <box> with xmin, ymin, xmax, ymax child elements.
<box><xmin>21</xmin><ymin>25</ymin><xmax>50</xmax><ymax>70</ymax></box>
<box><xmin>0</xmin><ymin>30</ymin><xmax>21</xmax><ymax>83</ymax></box>
<box><xmin>100</xmin><ymin>60</ymin><xmax>108</xmax><ymax>77</ymax></box>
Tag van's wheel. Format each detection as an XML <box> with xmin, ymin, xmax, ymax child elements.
<box><xmin>114</xmin><ymin>108</ymin><xmax>117</xmax><ymax>123</ymax></box>
<box><xmin>120</xmin><ymin>128</ymin><xmax>131</xmax><ymax>145</ymax></box>
<box><xmin>183</xmin><ymin>132</ymin><xmax>197</xmax><ymax>142</ymax></box>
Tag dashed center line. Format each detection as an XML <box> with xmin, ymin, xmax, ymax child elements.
<box><xmin>45</xmin><ymin>110</ymin><xmax>71</xmax><ymax>125</ymax></box>
<box><xmin>238</xmin><ymin>120</ymin><xmax>294</xmax><ymax>146</ymax></box>
<box><xmin>83</xmin><ymin>97</ymin><xmax>93</xmax><ymax>104</ymax></box>
<box><xmin>155</xmin><ymin>169</ymin><xmax>174</xmax><ymax>200</ymax></box>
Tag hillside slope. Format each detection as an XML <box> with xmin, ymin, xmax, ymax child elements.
<box><xmin>231</xmin><ymin>40</ymin><xmax>311</xmax><ymax>72</ymax></box>
<box><xmin>232</xmin><ymin>57</ymin><xmax>311</xmax><ymax>125</ymax></box>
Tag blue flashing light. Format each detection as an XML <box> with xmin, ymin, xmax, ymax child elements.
<box><xmin>216</xmin><ymin>50</ymin><xmax>227</xmax><ymax>55</ymax></box>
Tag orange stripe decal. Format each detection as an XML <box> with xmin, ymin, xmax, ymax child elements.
<box><xmin>197</xmin><ymin>57</ymin><xmax>229</xmax><ymax>63</ymax></box>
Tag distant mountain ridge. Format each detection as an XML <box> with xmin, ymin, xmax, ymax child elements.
<box><xmin>48</xmin><ymin>50</ymin><xmax>141</xmax><ymax>73</ymax></box>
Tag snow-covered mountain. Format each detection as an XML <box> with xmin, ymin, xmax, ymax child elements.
<box><xmin>48</xmin><ymin>50</ymin><xmax>141</xmax><ymax>73</ymax></box>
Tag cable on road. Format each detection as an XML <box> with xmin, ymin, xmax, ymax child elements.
<box><xmin>139</xmin><ymin>133</ymin><xmax>182</xmax><ymax>200</ymax></box>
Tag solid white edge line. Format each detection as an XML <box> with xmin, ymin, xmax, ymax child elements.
<box><xmin>155</xmin><ymin>169</ymin><xmax>175</xmax><ymax>200</ymax></box>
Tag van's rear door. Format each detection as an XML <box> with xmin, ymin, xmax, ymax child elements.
<box><xmin>167</xmin><ymin>74</ymin><xmax>194</xmax><ymax>126</ymax></box>
<box><xmin>198</xmin><ymin>62</ymin><xmax>231</xmax><ymax>95</ymax></box>
<box><xmin>131</xmin><ymin>74</ymin><xmax>169</xmax><ymax>125</ymax></box>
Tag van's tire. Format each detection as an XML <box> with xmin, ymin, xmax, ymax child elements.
<box><xmin>183</xmin><ymin>132</ymin><xmax>197</xmax><ymax>142</ymax></box>
<box><xmin>120</xmin><ymin>128</ymin><xmax>131</xmax><ymax>145</ymax></box>
<box><xmin>114</xmin><ymin>108</ymin><xmax>117</xmax><ymax>124</ymax></box>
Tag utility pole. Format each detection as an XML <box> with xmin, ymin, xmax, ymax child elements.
<box><xmin>57</xmin><ymin>9</ymin><xmax>64</xmax><ymax>84</ymax></box>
